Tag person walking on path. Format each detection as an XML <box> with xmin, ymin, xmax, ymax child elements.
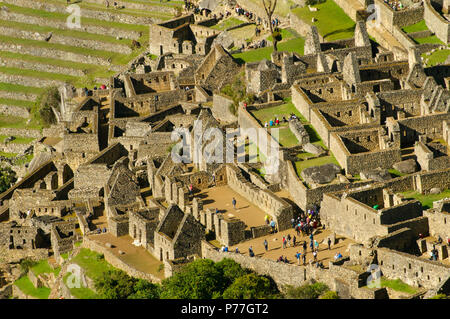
<box><xmin>328</xmin><ymin>237</ymin><xmax>332</xmax><ymax>250</ymax></box>
<box><xmin>264</xmin><ymin>239</ymin><xmax>268</xmax><ymax>251</ymax></box>
<box><xmin>302</xmin><ymin>252</ymin><xmax>306</xmax><ymax>265</ymax></box>
<box><xmin>232</xmin><ymin>197</ymin><xmax>236</xmax><ymax>209</ymax></box>
<box><xmin>293</xmin><ymin>235</ymin><xmax>297</xmax><ymax>247</ymax></box>
<box><xmin>314</xmin><ymin>240</ymin><xmax>319</xmax><ymax>252</ymax></box>
<box><xmin>303</xmin><ymin>241</ymin><xmax>307</xmax><ymax>253</ymax></box>
<box><xmin>249</xmin><ymin>246</ymin><xmax>255</xmax><ymax>257</ymax></box>
<box><xmin>313</xmin><ymin>250</ymin><xmax>317</xmax><ymax>262</ymax></box>
<box><xmin>287</xmin><ymin>234</ymin><xmax>291</xmax><ymax>247</ymax></box>
<box><xmin>282</xmin><ymin>236</ymin><xmax>286</xmax><ymax>249</ymax></box>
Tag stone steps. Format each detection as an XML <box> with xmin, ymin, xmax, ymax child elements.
<box><xmin>0</xmin><ymin>24</ymin><xmax>133</xmax><ymax>54</ymax></box>
<box><xmin>1</xmin><ymin>0</ymin><xmax>167</xmax><ymax>25</ymax></box>
<box><xmin>0</xmin><ymin>9</ymin><xmax>143</xmax><ymax>40</ymax></box>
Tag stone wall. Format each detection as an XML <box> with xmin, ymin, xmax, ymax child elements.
<box><xmin>226</xmin><ymin>165</ymin><xmax>293</xmax><ymax>230</ymax></box>
<box><xmin>375</xmin><ymin>0</ymin><xmax>424</xmax><ymax>32</ymax></box>
<box><xmin>0</xmin><ymin>71</ymin><xmax>67</xmax><ymax>89</ymax></box>
<box><xmin>0</xmin><ymin>104</ymin><xmax>30</xmax><ymax>118</ymax></box>
<box><xmin>201</xmin><ymin>241</ymin><xmax>383</xmax><ymax>298</ymax></box>
<box><xmin>377</xmin><ymin>247</ymin><xmax>450</xmax><ymax>289</ymax></box>
<box><xmin>424</xmin><ymin>0</ymin><xmax>450</xmax><ymax>44</ymax></box>
<box><xmin>212</xmin><ymin>93</ymin><xmax>237</xmax><ymax>124</ymax></box>
<box><xmin>0</xmin><ymin>142</ymin><xmax>30</xmax><ymax>154</ymax></box>
<box><xmin>0</xmin><ymin>248</ymin><xmax>49</xmax><ymax>263</ymax></box>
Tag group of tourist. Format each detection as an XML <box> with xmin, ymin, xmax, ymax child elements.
<box><xmin>263</xmin><ymin>113</ymin><xmax>301</xmax><ymax>129</ymax></box>
<box><xmin>264</xmin><ymin>214</ymin><xmax>278</xmax><ymax>233</ymax></box>
<box><xmin>384</xmin><ymin>0</ymin><xmax>406</xmax><ymax>11</ymax></box>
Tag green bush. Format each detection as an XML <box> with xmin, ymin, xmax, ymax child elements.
<box><xmin>32</xmin><ymin>86</ymin><xmax>60</xmax><ymax>127</ymax></box>
<box><xmin>272</xmin><ymin>29</ymin><xmax>282</xmax><ymax>42</ymax></box>
<box><xmin>319</xmin><ymin>291</ymin><xmax>339</xmax><ymax>299</ymax></box>
<box><xmin>430</xmin><ymin>294</ymin><xmax>449</xmax><ymax>299</ymax></box>
<box><xmin>19</xmin><ymin>259</ymin><xmax>37</xmax><ymax>274</ymax></box>
<box><xmin>284</xmin><ymin>282</ymin><xmax>330</xmax><ymax>299</ymax></box>
<box><xmin>0</xmin><ymin>166</ymin><xmax>17</xmax><ymax>193</ymax></box>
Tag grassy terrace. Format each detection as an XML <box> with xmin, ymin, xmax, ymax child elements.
<box><xmin>402</xmin><ymin>20</ymin><xmax>428</xmax><ymax>34</ymax></box>
<box><xmin>291</xmin><ymin>0</ymin><xmax>355</xmax><ymax>41</ymax></box>
<box><xmin>0</xmin><ymin>2</ymin><xmax>152</xmax><ymax>32</ymax></box>
<box><xmin>423</xmin><ymin>49</ymin><xmax>450</xmax><ymax>67</ymax></box>
<box><xmin>0</xmin><ymin>19</ymin><xmax>134</xmax><ymax>47</ymax></box>
<box><xmin>13</xmin><ymin>259</ymin><xmax>61</xmax><ymax>299</ymax></box>
<box><xmin>233</xmin><ymin>37</ymin><xmax>305</xmax><ymax>63</ymax></box>
<box><xmin>400</xmin><ymin>189</ymin><xmax>450</xmax><ymax>210</ymax></box>
<box><xmin>380</xmin><ymin>278</ymin><xmax>418</xmax><ymax>295</ymax></box>
<box><xmin>13</xmin><ymin>0</ymin><xmax>175</xmax><ymax>20</ymax></box>
<box><xmin>0</xmin><ymin>114</ymin><xmax>42</xmax><ymax>130</ymax></box>
<box><xmin>0</xmin><ymin>83</ymin><xmax>44</xmax><ymax>95</ymax></box>
<box><xmin>0</xmin><ymin>97</ymin><xmax>34</xmax><ymax>109</ymax></box>
<box><xmin>246</xmin><ymin>0</ymin><xmax>298</xmax><ymax>17</ymax></box>
<box><xmin>210</xmin><ymin>17</ymin><xmax>246</xmax><ymax>30</ymax></box>
<box><xmin>0</xmin><ymin>135</ymin><xmax>35</xmax><ymax>144</ymax></box>
<box><xmin>71</xmin><ymin>248</ymin><xmax>116</xmax><ymax>281</ymax></box>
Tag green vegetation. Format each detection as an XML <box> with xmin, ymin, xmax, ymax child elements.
<box><xmin>402</xmin><ymin>20</ymin><xmax>428</xmax><ymax>33</ymax></box>
<box><xmin>160</xmin><ymin>258</ymin><xmax>280</xmax><ymax>299</ymax></box>
<box><xmin>319</xmin><ymin>290</ymin><xmax>340</xmax><ymax>299</ymax></box>
<box><xmin>413</xmin><ymin>35</ymin><xmax>445</xmax><ymax>45</ymax></box>
<box><xmin>0</xmin><ymin>82</ymin><xmax>44</xmax><ymax>95</ymax></box>
<box><xmin>291</xmin><ymin>0</ymin><xmax>355</xmax><ymax>41</ymax></box>
<box><xmin>94</xmin><ymin>269</ymin><xmax>160</xmax><ymax>299</ymax></box>
<box><xmin>220</xmin><ymin>72</ymin><xmax>255</xmax><ymax>115</ymax></box>
<box><xmin>388</xmin><ymin>169</ymin><xmax>407</xmax><ymax>178</ymax></box>
<box><xmin>0</xmin><ymin>98</ymin><xmax>34</xmax><ymax>109</ymax></box>
<box><xmin>14</xmin><ymin>275</ymin><xmax>51</xmax><ymax>299</ymax></box>
<box><xmin>30</xmin><ymin>259</ymin><xmax>60</xmax><ymax>277</ymax></box>
<box><xmin>0</xmin><ymin>166</ymin><xmax>17</xmax><ymax>193</ymax></box>
<box><xmin>285</xmin><ymin>282</ymin><xmax>333</xmax><ymax>299</ymax></box>
<box><xmin>430</xmin><ymin>294</ymin><xmax>450</xmax><ymax>299</ymax></box>
<box><xmin>294</xmin><ymin>155</ymin><xmax>340</xmax><ymax>178</ymax></box>
<box><xmin>380</xmin><ymin>278</ymin><xmax>418</xmax><ymax>295</ymax></box>
<box><xmin>423</xmin><ymin>49</ymin><xmax>450</xmax><ymax>67</ymax></box>
<box><xmin>210</xmin><ymin>17</ymin><xmax>246</xmax><ymax>31</ymax></box>
<box><xmin>400</xmin><ymin>189</ymin><xmax>450</xmax><ymax>209</ymax></box>
<box><xmin>31</xmin><ymin>87</ymin><xmax>60</xmax><ymax>128</ymax></box>
<box><xmin>71</xmin><ymin>248</ymin><xmax>115</xmax><ymax>281</ymax></box>
<box><xmin>233</xmin><ymin>37</ymin><xmax>305</xmax><ymax>63</ymax></box>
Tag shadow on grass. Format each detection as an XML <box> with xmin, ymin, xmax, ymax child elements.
<box><xmin>323</xmin><ymin>26</ymin><xmax>356</xmax><ymax>40</ymax></box>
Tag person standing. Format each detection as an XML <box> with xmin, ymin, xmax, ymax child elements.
<box><xmin>293</xmin><ymin>235</ymin><xmax>297</xmax><ymax>247</ymax></box>
<box><xmin>287</xmin><ymin>234</ymin><xmax>291</xmax><ymax>247</ymax></box>
<box><xmin>328</xmin><ymin>237</ymin><xmax>332</xmax><ymax>250</ymax></box>
<box><xmin>249</xmin><ymin>246</ymin><xmax>254</xmax><ymax>257</ymax></box>
<box><xmin>303</xmin><ymin>241</ymin><xmax>307</xmax><ymax>253</ymax></box>
<box><xmin>232</xmin><ymin>197</ymin><xmax>236</xmax><ymax>209</ymax></box>
<box><xmin>314</xmin><ymin>240</ymin><xmax>319</xmax><ymax>252</ymax></box>
<box><xmin>296</xmin><ymin>252</ymin><xmax>301</xmax><ymax>265</ymax></box>
<box><xmin>282</xmin><ymin>236</ymin><xmax>286</xmax><ymax>249</ymax></box>
<box><xmin>270</xmin><ymin>220</ymin><xmax>276</xmax><ymax>233</ymax></box>
<box><xmin>313</xmin><ymin>250</ymin><xmax>317</xmax><ymax>262</ymax></box>
<box><xmin>302</xmin><ymin>252</ymin><xmax>306</xmax><ymax>265</ymax></box>
<box><xmin>264</xmin><ymin>239</ymin><xmax>268</xmax><ymax>252</ymax></box>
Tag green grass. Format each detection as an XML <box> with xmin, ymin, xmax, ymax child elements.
<box><xmin>246</xmin><ymin>0</ymin><xmax>298</xmax><ymax>17</ymax></box>
<box><xmin>267</xmin><ymin>28</ymin><xmax>297</xmax><ymax>42</ymax></box>
<box><xmin>0</xmin><ymin>19</ymin><xmax>134</xmax><ymax>46</ymax></box>
<box><xmin>63</xmin><ymin>273</ymin><xmax>100</xmax><ymax>299</ymax></box>
<box><xmin>210</xmin><ymin>17</ymin><xmax>246</xmax><ymax>30</ymax></box>
<box><xmin>380</xmin><ymin>278</ymin><xmax>418</xmax><ymax>295</ymax></box>
<box><xmin>423</xmin><ymin>49</ymin><xmax>450</xmax><ymax>67</ymax></box>
<box><xmin>413</xmin><ymin>35</ymin><xmax>445</xmax><ymax>45</ymax></box>
<box><xmin>233</xmin><ymin>37</ymin><xmax>305</xmax><ymax>63</ymax></box>
<box><xmin>294</xmin><ymin>155</ymin><xmax>340</xmax><ymax>179</ymax></box>
<box><xmin>400</xmin><ymin>189</ymin><xmax>450</xmax><ymax>209</ymax></box>
<box><xmin>388</xmin><ymin>169</ymin><xmax>407</xmax><ymax>178</ymax></box>
<box><xmin>402</xmin><ymin>20</ymin><xmax>428</xmax><ymax>34</ymax></box>
<box><xmin>0</xmin><ymin>114</ymin><xmax>42</xmax><ymax>130</ymax></box>
<box><xmin>271</xmin><ymin>127</ymin><xmax>299</xmax><ymax>147</ymax></box>
<box><xmin>71</xmin><ymin>248</ymin><xmax>116</xmax><ymax>281</ymax></box>
<box><xmin>0</xmin><ymin>97</ymin><xmax>34</xmax><ymax>109</ymax></box>
<box><xmin>30</xmin><ymin>259</ymin><xmax>60</xmax><ymax>276</ymax></box>
<box><xmin>291</xmin><ymin>0</ymin><xmax>355</xmax><ymax>41</ymax></box>
<box><xmin>0</xmin><ymin>135</ymin><xmax>35</xmax><ymax>144</ymax></box>
<box><xmin>0</xmin><ymin>151</ymin><xmax>17</xmax><ymax>158</ymax></box>
<box><xmin>0</xmin><ymin>2</ymin><xmax>150</xmax><ymax>33</ymax></box>
<box><xmin>0</xmin><ymin>82</ymin><xmax>44</xmax><ymax>95</ymax></box>
<box><xmin>14</xmin><ymin>276</ymin><xmax>51</xmax><ymax>299</ymax></box>
<box><xmin>14</xmin><ymin>154</ymin><xmax>34</xmax><ymax>166</ymax></box>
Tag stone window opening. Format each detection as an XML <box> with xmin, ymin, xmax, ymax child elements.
<box><xmin>409</xmin><ymin>263</ymin><xmax>411</xmax><ymax>269</ymax></box>
<box><xmin>348</xmin><ymin>110</ymin><xmax>352</xmax><ymax>116</ymax></box>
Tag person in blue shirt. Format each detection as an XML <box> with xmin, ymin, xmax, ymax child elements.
<box><xmin>295</xmin><ymin>252</ymin><xmax>301</xmax><ymax>265</ymax></box>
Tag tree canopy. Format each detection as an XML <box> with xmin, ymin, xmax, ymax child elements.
<box><xmin>0</xmin><ymin>167</ymin><xmax>17</xmax><ymax>194</ymax></box>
